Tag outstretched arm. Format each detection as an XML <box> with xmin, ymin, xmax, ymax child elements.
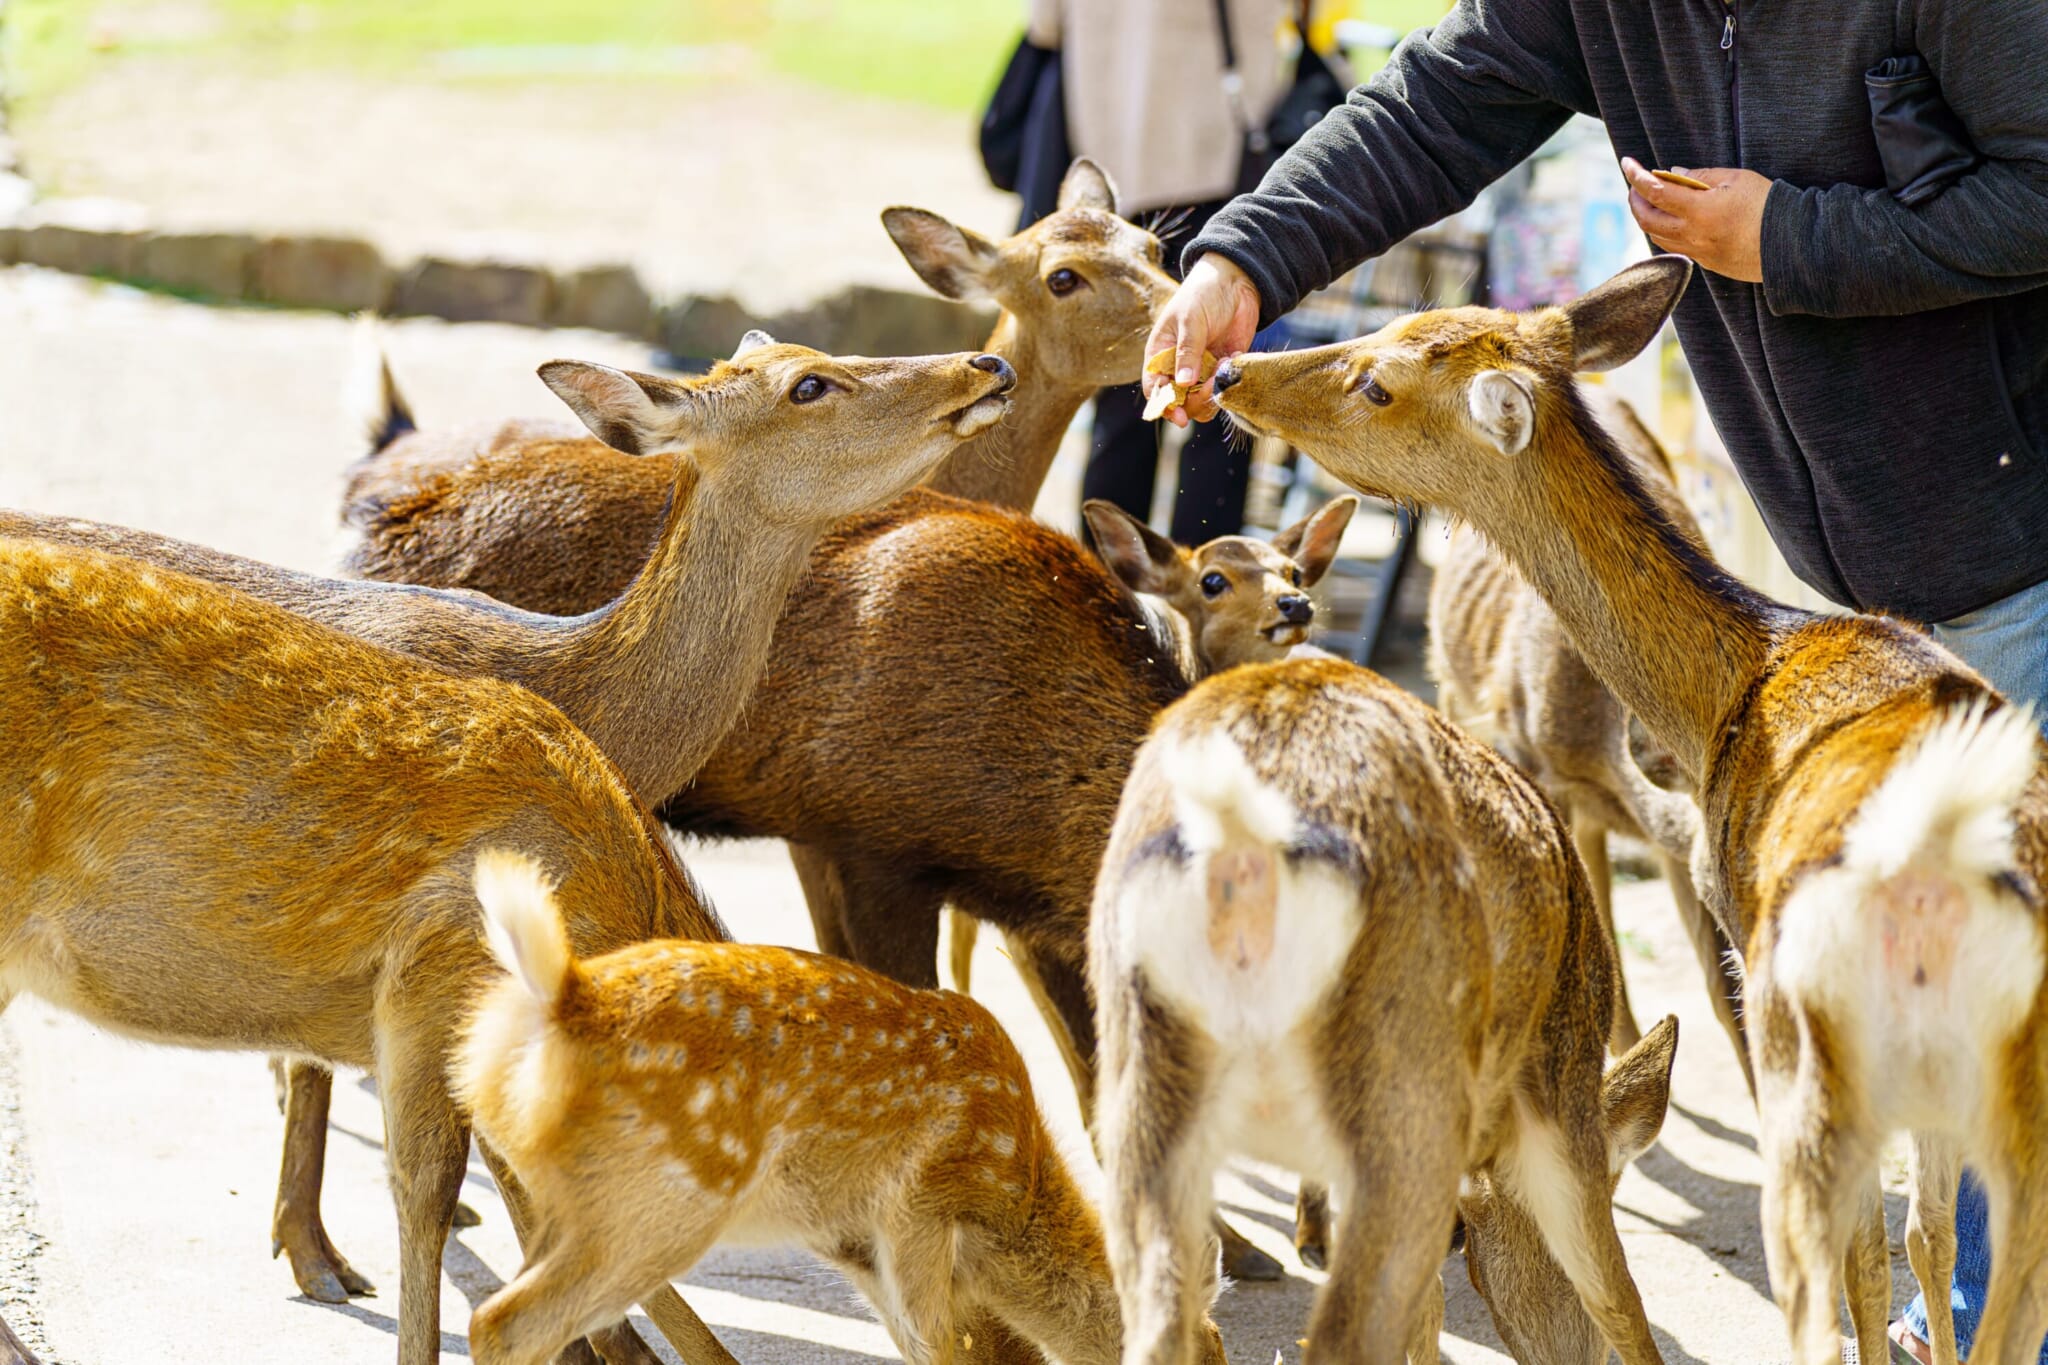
<box><xmin>1153</xmin><ymin>0</ymin><xmax>1590</xmax><ymax>420</ymax></box>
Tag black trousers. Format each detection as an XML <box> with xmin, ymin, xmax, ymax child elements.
<box><xmin>1079</xmin><ymin>196</ymin><xmax>1250</xmax><ymax>545</ymax></box>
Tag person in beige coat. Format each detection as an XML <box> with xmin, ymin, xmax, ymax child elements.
<box><xmin>1028</xmin><ymin>0</ymin><xmax>1299</xmax><ymax>544</ymax></box>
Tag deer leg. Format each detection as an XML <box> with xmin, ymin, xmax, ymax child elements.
<box><xmin>270</xmin><ymin>1058</ymin><xmax>379</xmax><ymax>1302</ymax></box>
<box><xmin>474</xmin><ymin>1141</ymin><xmax>700</xmax><ymax>1365</ymax></box>
<box><xmin>787</xmin><ymin>844</ymin><xmax>854</xmax><ymax>961</ymax></box>
<box><xmin>1844</xmin><ymin>1187</ymin><xmax>1893</xmax><ymax>1365</ymax></box>
<box><xmin>1305</xmin><ymin>1140</ymin><xmax>1461</xmax><ymax>1365</ymax></box>
<box><xmin>1905</xmin><ymin>1136</ymin><xmax>1962</xmax><ymax>1365</ymax></box>
<box><xmin>1295</xmin><ymin>1180</ymin><xmax>1332</xmax><ymax>1269</ymax></box>
<box><xmin>1662</xmin><ymin>853</ymin><xmax>1754</xmax><ymax>1098</ymax></box>
<box><xmin>1573</xmin><ymin>816</ymin><xmax>1641</xmax><ymax>1054</ymax></box>
<box><xmin>1097</xmin><ymin>994</ymin><xmax>1223</xmax><ymax>1365</ymax></box>
<box><xmin>1962</xmin><ymin>1125</ymin><xmax>2048</xmax><ymax>1365</ymax></box>
<box><xmin>376</xmin><ymin>1030</ymin><xmax>471</xmax><ymax>1365</ymax></box>
<box><xmin>472</xmin><ymin>1217</ymin><xmax>719</xmax><ymax>1365</ymax></box>
<box><xmin>947</xmin><ymin>909</ymin><xmax>980</xmax><ymax>994</ymax></box>
<box><xmin>868</xmin><ymin>1216</ymin><xmax>961</xmax><ymax>1365</ymax></box>
<box><xmin>0</xmin><ymin>1316</ymin><xmax>38</xmax><ymax>1365</ymax></box>
<box><xmin>1755</xmin><ymin>1028</ymin><xmax>1880</xmax><ymax>1365</ymax></box>
<box><xmin>1502</xmin><ymin>1106</ymin><xmax>1662</xmax><ymax>1365</ymax></box>
<box><xmin>1406</xmin><ymin>1269</ymin><xmax>1445</xmax><ymax>1365</ymax></box>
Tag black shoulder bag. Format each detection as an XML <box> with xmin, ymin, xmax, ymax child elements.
<box><xmin>1214</xmin><ymin>0</ymin><xmax>1349</xmax><ymax>194</ymax></box>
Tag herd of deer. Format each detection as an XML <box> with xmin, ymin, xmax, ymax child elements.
<box><xmin>0</xmin><ymin>156</ymin><xmax>2042</xmax><ymax>1365</ymax></box>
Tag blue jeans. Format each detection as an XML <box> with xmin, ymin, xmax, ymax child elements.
<box><xmin>1901</xmin><ymin>574</ymin><xmax>2048</xmax><ymax>1361</ymax></box>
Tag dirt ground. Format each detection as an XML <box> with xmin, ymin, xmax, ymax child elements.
<box><xmin>0</xmin><ymin>266</ymin><xmax>1924</xmax><ymax>1363</ymax></box>
<box><xmin>13</xmin><ymin>55</ymin><xmax>1017</xmax><ymax>313</ymax></box>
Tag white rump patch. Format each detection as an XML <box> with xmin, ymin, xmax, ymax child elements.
<box><xmin>1158</xmin><ymin>731</ymin><xmax>1297</xmax><ymax>853</ymax></box>
<box><xmin>1772</xmin><ymin>700</ymin><xmax>2044</xmax><ymax>1129</ymax></box>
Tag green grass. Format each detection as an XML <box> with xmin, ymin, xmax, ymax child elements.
<box><xmin>5</xmin><ymin>0</ymin><xmax>1453</xmax><ymax>115</ymax></box>
<box><xmin>5</xmin><ymin>0</ymin><xmax>1022</xmax><ymax>111</ymax></box>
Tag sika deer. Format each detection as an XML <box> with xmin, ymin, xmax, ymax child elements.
<box><xmin>455</xmin><ymin>853</ymin><xmax>1229</xmax><ymax>1365</ymax></box>
<box><xmin>1209</xmin><ymin>257</ymin><xmax>2048</xmax><ymax>1365</ymax></box>
<box><xmin>1091</xmin><ymin>657</ymin><xmax>1678</xmax><ymax>1365</ymax></box>
<box><xmin>0</xmin><ymin>336</ymin><xmax>1011</xmax><ymax>1327</ymax></box>
<box><xmin>1426</xmin><ymin>390</ymin><xmax>1747</xmax><ymax>1087</ymax></box>
<box><xmin>947</xmin><ymin>493</ymin><xmax>1357</xmax><ymax>995</ymax></box>
<box><xmin>329</xmin><ymin>168</ymin><xmax>1283</xmax><ymax>1280</ymax></box>
<box><xmin>0</xmin><ymin>536</ymin><xmax>737</xmax><ymax>1365</ymax></box>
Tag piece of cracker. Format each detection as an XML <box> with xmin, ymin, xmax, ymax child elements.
<box><xmin>1650</xmin><ymin>168</ymin><xmax>1711</xmax><ymax>191</ymax></box>
<box><xmin>1141</xmin><ymin>347</ymin><xmax>1219</xmax><ymax>421</ymax></box>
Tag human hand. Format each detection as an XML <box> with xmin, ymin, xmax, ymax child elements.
<box><xmin>1143</xmin><ymin>253</ymin><xmax>1262</xmax><ymax>426</ymax></box>
<box><xmin>1620</xmin><ymin>158</ymin><xmax>1769</xmax><ymax>284</ymax></box>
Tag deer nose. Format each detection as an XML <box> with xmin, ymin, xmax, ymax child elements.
<box><xmin>1211</xmin><ymin>358</ymin><xmax>1242</xmax><ymax>394</ymax></box>
<box><xmin>1278</xmin><ymin>594</ymin><xmax>1313</xmax><ymax>624</ymax></box>
<box><xmin>969</xmin><ymin>354</ymin><xmax>1016</xmax><ymax>392</ymax></box>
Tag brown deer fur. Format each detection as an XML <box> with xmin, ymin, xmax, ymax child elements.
<box><xmin>455</xmin><ymin>852</ymin><xmax>1227</xmax><ymax>1365</ymax></box>
<box><xmin>1425</xmin><ymin>389</ymin><xmax>1748</xmax><ymax>1088</ymax></box>
<box><xmin>1209</xmin><ymin>257</ymin><xmax>2048</xmax><ymax>1365</ymax></box>
<box><xmin>947</xmin><ymin>493</ymin><xmax>1359</xmax><ymax>995</ymax></box>
<box><xmin>0</xmin><ymin>339</ymin><xmax>1012</xmax><ymax>1326</ymax></box>
<box><xmin>0</xmin><ymin>536</ymin><xmax>728</xmax><ymax>1365</ymax></box>
<box><xmin>327</xmin><ymin>169</ymin><xmax>1282</xmax><ymax>1279</ymax></box>
<box><xmin>1090</xmin><ymin>658</ymin><xmax>1678</xmax><ymax>1365</ymax></box>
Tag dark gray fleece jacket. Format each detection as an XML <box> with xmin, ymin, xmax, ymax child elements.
<box><xmin>1189</xmin><ymin>0</ymin><xmax>2048</xmax><ymax>623</ymax></box>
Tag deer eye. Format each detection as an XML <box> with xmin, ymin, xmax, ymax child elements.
<box><xmin>791</xmin><ymin>375</ymin><xmax>832</xmax><ymax>404</ymax></box>
<box><xmin>1358</xmin><ymin>372</ymin><xmax>1392</xmax><ymax>407</ymax></box>
<box><xmin>1291</xmin><ymin>568</ymin><xmax>1303</xmax><ymax>587</ymax></box>
<box><xmin>1200</xmin><ymin>572</ymin><xmax>1228</xmax><ymax>598</ymax></box>
<box><xmin>1046</xmin><ymin>268</ymin><xmax>1081</xmax><ymax>296</ymax></box>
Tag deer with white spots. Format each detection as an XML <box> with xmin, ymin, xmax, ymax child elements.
<box><xmin>1091</xmin><ymin>657</ymin><xmax>1679</xmax><ymax>1365</ymax></box>
<box><xmin>457</xmin><ymin>852</ymin><xmax>1228</xmax><ymax>1365</ymax></box>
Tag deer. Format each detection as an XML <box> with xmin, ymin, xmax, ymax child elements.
<box><xmin>1205</xmin><ymin>255</ymin><xmax>2048</xmax><ymax>1365</ymax></box>
<box><xmin>1090</xmin><ymin>655</ymin><xmax>1680</xmax><ymax>1365</ymax></box>
<box><xmin>1425</xmin><ymin>387</ymin><xmax>1748</xmax><ymax>1089</ymax></box>
<box><xmin>0</xmin><ymin>335</ymin><xmax>1013</xmax><ymax>1349</ymax></box>
<box><xmin>945</xmin><ymin>492</ymin><xmax>1358</xmax><ymax>994</ymax></box>
<box><xmin>325</xmin><ymin>162</ymin><xmax>1294</xmax><ymax>1280</ymax></box>
<box><xmin>0</xmin><ymin>534</ymin><xmax>757</xmax><ymax>1365</ymax></box>
<box><xmin>453</xmin><ymin>851</ymin><xmax>1230</xmax><ymax>1365</ymax></box>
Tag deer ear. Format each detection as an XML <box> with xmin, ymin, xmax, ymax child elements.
<box><xmin>539</xmin><ymin>360</ymin><xmax>690</xmax><ymax>457</ymax></box>
<box><xmin>882</xmin><ymin>207</ymin><xmax>1001</xmax><ymax>302</ymax></box>
<box><xmin>1056</xmin><ymin>157</ymin><xmax>1119</xmax><ymax>214</ymax></box>
<box><xmin>1083</xmin><ymin>500</ymin><xmax>1183</xmax><ymax>595</ymax></box>
<box><xmin>1563</xmin><ymin>255</ymin><xmax>1692</xmax><ymax>372</ymax></box>
<box><xmin>1467</xmin><ymin>370</ymin><xmax>1537</xmax><ymax>456</ymax></box>
<box><xmin>733</xmin><ymin>329</ymin><xmax>776</xmax><ymax>358</ymax></box>
<box><xmin>1601</xmin><ymin>1015</ymin><xmax>1678</xmax><ymax>1176</ymax></box>
<box><xmin>1271</xmin><ymin>494</ymin><xmax>1357</xmax><ymax>586</ymax></box>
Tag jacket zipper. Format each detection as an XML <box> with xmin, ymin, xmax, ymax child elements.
<box><xmin>1722</xmin><ymin>0</ymin><xmax>1741</xmax><ymax>152</ymax></box>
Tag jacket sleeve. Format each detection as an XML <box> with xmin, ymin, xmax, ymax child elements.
<box><xmin>1185</xmin><ymin>0</ymin><xmax>1593</xmax><ymax>327</ymax></box>
<box><xmin>1760</xmin><ymin>2</ymin><xmax>2048</xmax><ymax>318</ymax></box>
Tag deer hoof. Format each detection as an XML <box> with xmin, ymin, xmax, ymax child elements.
<box><xmin>451</xmin><ymin>1200</ymin><xmax>482</xmax><ymax>1229</ymax></box>
<box><xmin>1218</xmin><ymin>1221</ymin><xmax>1284</xmax><ymax>1282</ymax></box>
<box><xmin>284</xmin><ymin>1243</ymin><xmax>376</xmax><ymax>1302</ymax></box>
<box><xmin>1295</xmin><ymin>1236</ymin><xmax>1329</xmax><ymax>1271</ymax></box>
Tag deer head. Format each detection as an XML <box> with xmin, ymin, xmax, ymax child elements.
<box><xmin>539</xmin><ymin>332</ymin><xmax>1016</xmax><ymax>529</ymax></box>
<box><xmin>1083</xmin><ymin>494</ymin><xmax>1358</xmax><ymax>671</ymax></box>
<box><xmin>882</xmin><ymin>160</ymin><xmax>1177</xmax><ymax>392</ymax></box>
<box><xmin>1209</xmin><ymin>257</ymin><xmax>1693</xmax><ymax>518</ymax></box>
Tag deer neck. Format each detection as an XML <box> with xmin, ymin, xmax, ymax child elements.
<box><xmin>1473</xmin><ymin>388</ymin><xmax>1781</xmax><ymax>783</ymax></box>
<box><xmin>535</xmin><ymin>460</ymin><xmax>817</xmax><ymax>803</ymax></box>
<box><xmin>923</xmin><ymin>312</ymin><xmax>1094</xmax><ymax>510</ymax></box>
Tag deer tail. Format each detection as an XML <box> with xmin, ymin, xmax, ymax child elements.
<box><xmin>473</xmin><ymin>847</ymin><xmax>574</xmax><ymax>1009</ymax></box>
